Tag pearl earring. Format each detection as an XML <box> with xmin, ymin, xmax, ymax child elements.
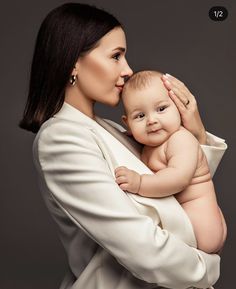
<box><xmin>70</xmin><ymin>75</ymin><xmax>77</xmax><ymax>86</ymax></box>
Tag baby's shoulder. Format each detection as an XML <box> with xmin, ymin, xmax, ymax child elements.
<box><xmin>170</xmin><ymin>126</ymin><xmax>197</xmax><ymax>141</ymax></box>
<box><xmin>167</xmin><ymin>127</ymin><xmax>199</xmax><ymax>149</ymax></box>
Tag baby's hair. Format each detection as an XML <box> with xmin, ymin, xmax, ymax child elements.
<box><xmin>123</xmin><ymin>70</ymin><xmax>163</xmax><ymax>94</ymax></box>
<box><xmin>122</xmin><ymin>70</ymin><xmax>164</xmax><ymax>115</ymax></box>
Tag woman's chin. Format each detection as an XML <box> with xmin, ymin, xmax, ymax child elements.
<box><xmin>110</xmin><ymin>101</ymin><xmax>119</xmax><ymax>107</ymax></box>
<box><xmin>107</xmin><ymin>97</ymin><xmax>120</xmax><ymax>107</ymax></box>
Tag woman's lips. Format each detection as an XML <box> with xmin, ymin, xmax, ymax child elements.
<box><xmin>116</xmin><ymin>86</ymin><xmax>123</xmax><ymax>92</ymax></box>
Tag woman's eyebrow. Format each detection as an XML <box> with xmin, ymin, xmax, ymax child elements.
<box><xmin>112</xmin><ymin>47</ymin><xmax>126</xmax><ymax>52</ymax></box>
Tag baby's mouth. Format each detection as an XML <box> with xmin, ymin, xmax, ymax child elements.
<box><xmin>147</xmin><ymin>128</ymin><xmax>162</xmax><ymax>134</ymax></box>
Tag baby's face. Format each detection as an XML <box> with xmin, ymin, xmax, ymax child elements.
<box><xmin>122</xmin><ymin>77</ymin><xmax>181</xmax><ymax>146</ymax></box>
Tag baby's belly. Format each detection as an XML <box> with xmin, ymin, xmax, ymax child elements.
<box><xmin>176</xmin><ymin>178</ymin><xmax>214</xmax><ymax>205</ymax></box>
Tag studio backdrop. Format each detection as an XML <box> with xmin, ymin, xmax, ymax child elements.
<box><xmin>0</xmin><ymin>0</ymin><xmax>235</xmax><ymax>288</ymax></box>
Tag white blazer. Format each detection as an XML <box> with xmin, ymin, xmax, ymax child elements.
<box><xmin>33</xmin><ymin>102</ymin><xmax>227</xmax><ymax>289</ymax></box>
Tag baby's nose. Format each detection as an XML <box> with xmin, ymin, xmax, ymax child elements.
<box><xmin>147</xmin><ymin>115</ymin><xmax>158</xmax><ymax>125</ymax></box>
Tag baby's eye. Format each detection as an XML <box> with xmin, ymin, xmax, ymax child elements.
<box><xmin>136</xmin><ymin>113</ymin><xmax>145</xmax><ymax>119</ymax></box>
<box><xmin>157</xmin><ymin>106</ymin><xmax>167</xmax><ymax>112</ymax></box>
<box><xmin>112</xmin><ymin>53</ymin><xmax>121</xmax><ymax>61</ymax></box>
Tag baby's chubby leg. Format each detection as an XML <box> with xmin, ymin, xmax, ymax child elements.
<box><xmin>180</xmin><ymin>188</ymin><xmax>226</xmax><ymax>253</ymax></box>
<box><xmin>218</xmin><ymin>207</ymin><xmax>227</xmax><ymax>250</ymax></box>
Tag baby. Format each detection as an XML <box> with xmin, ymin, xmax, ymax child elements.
<box><xmin>115</xmin><ymin>70</ymin><xmax>227</xmax><ymax>253</ymax></box>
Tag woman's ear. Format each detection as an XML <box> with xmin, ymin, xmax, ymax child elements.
<box><xmin>69</xmin><ymin>63</ymin><xmax>79</xmax><ymax>86</ymax></box>
<box><xmin>71</xmin><ymin>62</ymin><xmax>79</xmax><ymax>75</ymax></box>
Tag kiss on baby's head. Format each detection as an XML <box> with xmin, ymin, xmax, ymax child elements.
<box><xmin>123</xmin><ymin>70</ymin><xmax>163</xmax><ymax>91</ymax></box>
<box><xmin>122</xmin><ymin>70</ymin><xmax>163</xmax><ymax>98</ymax></box>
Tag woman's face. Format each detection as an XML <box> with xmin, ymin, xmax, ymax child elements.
<box><xmin>75</xmin><ymin>27</ymin><xmax>133</xmax><ymax>107</ymax></box>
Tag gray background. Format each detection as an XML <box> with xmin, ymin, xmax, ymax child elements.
<box><xmin>1</xmin><ymin>0</ymin><xmax>235</xmax><ymax>288</ymax></box>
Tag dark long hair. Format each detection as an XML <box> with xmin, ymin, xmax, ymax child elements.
<box><xmin>19</xmin><ymin>3</ymin><xmax>121</xmax><ymax>133</ymax></box>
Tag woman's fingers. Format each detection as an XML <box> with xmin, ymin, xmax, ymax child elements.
<box><xmin>171</xmin><ymin>86</ymin><xmax>189</xmax><ymax>106</ymax></box>
<box><xmin>162</xmin><ymin>73</ymin><xmax>207</xmax><ymax>144</ymax></box>
<box><xmin>169</xmin><ymin>90</ymin><xmax>188</xmax><ymax>113</ymax></box>
<box><xmin>162</xmin><ymin>74</ymin><xmax>196</xmax><ymax>105</ymax></box>
<box><xmin>164</xmin><ymin>74</ymin><xmax>191</xmax><ymax>96</ymax></box>
<box><xmin>162</xmin><ymin>76</ymin><xmax>188</xmax><ymax>104</ymax></box>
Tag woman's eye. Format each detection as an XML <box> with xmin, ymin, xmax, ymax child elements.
<box><xmin>112</xmin><ymin>53</ymin><xmax>121</xmax><ymax>61</ymax></box>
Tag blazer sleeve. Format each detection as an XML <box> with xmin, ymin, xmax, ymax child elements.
<box><xmin>201</xmin><ymin>132</ymin><xmax>227</xmax><ymax>177</ymax></box>
<box><xmin>36</xmin><ymin>120</ymin><xmax>220</xmax><ymax>289</ymax></box>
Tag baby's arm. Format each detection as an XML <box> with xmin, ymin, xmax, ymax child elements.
<box><xmin>116</xmin><ymin>129</ymin><xmax>199</xmax><ymax>197</ymax></box>
<box><xmin>115</xmin><ymin>166</ymin><xmax>142</xmax><ymax>193</ymax></box>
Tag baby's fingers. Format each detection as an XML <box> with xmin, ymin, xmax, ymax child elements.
<box><xmin>119</xmin><ymin>183</ymin><xmax>129</xmax><ymax>191</ymax></box>
<box><xmin>115</xmin><ymin>175</ymin><xmax>127</xmax><ymax>185</ymax></box>
<box><xmin>115</xmin><ymin>166</ymin><xmax>128</xmax><ymax>177</ymax></box>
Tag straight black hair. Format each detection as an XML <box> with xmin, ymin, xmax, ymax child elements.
<box><xmin>19</xmin><ymin>3</ymin><xmax>121</xmax><ymax>133</ymax></box>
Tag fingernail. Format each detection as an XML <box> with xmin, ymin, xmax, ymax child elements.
<box><xmin>162</xmin><ymin>74</ymin><xmax>168</xmax><ymax>79</ymax></box>
<box><xmin>165</xmin><ymin>73</ymin><xmax>172</xmax><ymax>78</ymax></box>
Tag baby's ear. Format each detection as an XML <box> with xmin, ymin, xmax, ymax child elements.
<box><xmin>121</xmin><ymin>115</ymin><xmax>132</xmax><ymax>136</ymax></box>
<box><xmin>121</xmin><ymin>115</ymin><xmax>128</xmax><ymax>127</ymax></box>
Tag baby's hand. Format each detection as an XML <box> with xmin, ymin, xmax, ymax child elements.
<box><xmin>115</xmin><ymin>166</ymin><xmax>141</xmax><ymax>194</ymax></box>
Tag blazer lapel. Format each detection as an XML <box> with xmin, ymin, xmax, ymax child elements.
<box><xmin>95</xmin><ymin>117</ymin><xmax>142</xmax><ymax>159</ymax></box>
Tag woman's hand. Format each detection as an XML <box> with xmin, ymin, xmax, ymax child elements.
<box><xmin>115</xmin><ymin>166</ymin><xmax>141</xmax><ymax>194</ymax></box>
<box><xmin>161</xmin><ymin>73</ymin><xmax>207</xmax><ymax>144</ymax></box>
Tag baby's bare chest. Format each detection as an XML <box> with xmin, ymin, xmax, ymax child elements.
<box><xmin>141</xmin><ymin>145</ymin><xmax>167</xmax><ymax>172</ymax></box>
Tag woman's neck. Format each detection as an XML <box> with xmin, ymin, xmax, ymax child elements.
<box><xmin>65</xmin><ymin>85</ymin><xmax>95</xmax><ymax>119</ymax></box>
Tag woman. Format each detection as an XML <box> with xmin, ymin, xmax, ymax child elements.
<box><xmin>20</xmin><ymin>3</ymin><xmax>226</xmax><ymax>289</ymax></box>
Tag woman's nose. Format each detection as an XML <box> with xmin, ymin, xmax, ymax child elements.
<box><xmin>121</xmin><ymin>59</ymin><xmax>133</xmax><ymax>80</ymax></box>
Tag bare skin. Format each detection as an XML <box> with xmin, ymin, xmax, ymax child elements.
<box><xmin>116</xmin><ymin>73</ymin><xmax>227</xmax><ymax>253</ymax></box>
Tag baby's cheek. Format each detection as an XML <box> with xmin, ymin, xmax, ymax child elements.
<box><xmin>133</xmin><ymin>130</ymin><xmax>145</xmax><ymax>144</ymax></box>
<box><xmin>139</xmin><ymin>135</ymin><xmax>149</xmax><ymax>145</ymax></box>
